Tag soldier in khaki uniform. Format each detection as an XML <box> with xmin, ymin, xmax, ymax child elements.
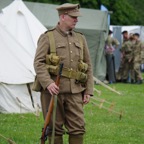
<box><xmin>33</xmin><ymin>3</ymin><xmax>94</xmax><ymax>144</ymax></box>
<box><xmin>141</xmin><ymin>42</ymin><xmax>144</xmax><ymax>72</ymax></box>
<box><xmin>132</xmin><ymin>33</ymin><xmax>143</xmax><ymax>84</ymax></box>
<box><xmin>116</xmin><ymin>30</ymin><xmax>129</xmax><ymax>82</ymax></box>
<box><xmin>120</xmin><ymin>34</ymin><xmax>135</xmax><ymax>83</ymax></box>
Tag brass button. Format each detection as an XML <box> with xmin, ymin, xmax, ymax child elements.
<box><xmin>70</xmin><ymin>51</ymin><xmax>72</xmax><ymax>53</ymax></box>
<box><xmin>71</xmin><ymin>59</ymin><xmax>73</xmax><ymax>62</ymax></box>
<box><xmin>69</xmin><ymin>42</ymin><xmax>71</xmax><ymax>45</ymax></box>
<box><xmin>70</xmin><ymin>68</ymin><xmax>73</xmax><ymax>70</ymax></box>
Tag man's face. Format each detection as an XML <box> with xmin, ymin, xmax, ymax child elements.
<box><xmin>63</xmin><ymin>14</ymin><xmax>78</xmax><ymax>30</ymax></box>
<box><xmin>123</xmin><ymin>32</ymin><xmax>128</xmax><ymax>39</ymax></box>
<box><xmin>134</xmin><ymin>35</ymin><xmax>139</xmax><ymax>40</ymax></box>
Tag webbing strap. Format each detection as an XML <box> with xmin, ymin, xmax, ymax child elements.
<box><xmin>76</xmin><ymin>33</ymin><xmax>83</xmax><ymax>60</ymax></box>
<box><xmin>47</xmin><ymin>31</ymin><xmax>56</xmax><ymax>55</ymax></box>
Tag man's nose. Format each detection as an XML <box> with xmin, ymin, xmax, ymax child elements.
<box><xmin>74</xmin><ymin>17</ymin><xmax>78</xmax><ymax>22</ymax></box>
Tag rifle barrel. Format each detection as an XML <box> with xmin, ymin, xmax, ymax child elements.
<box><xmin>41</xmin><ymin>63</ymin><xmax>64</xmax><ymax>144</ymax></box>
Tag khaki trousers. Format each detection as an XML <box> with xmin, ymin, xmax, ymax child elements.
<box><xmin>122</xmin><ymin>60</ymin><xmax>133</xmax><ymax>80</ymax></box>
<box><xmin>41</xmin><ymin>90</ymin><xmax>85</xmax><ymax>136</ymax></box>
<box><xmin>116</xmin><ymin>59</ymin><xmax>125</xmax><ymax>80</ymax></box>
<box><xmin>133</xmin><ymin>62</ymin><xmax>143</xmax><ymax>81</ymax></box>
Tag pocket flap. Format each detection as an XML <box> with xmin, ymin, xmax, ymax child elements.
<box><xmin>74</xmin><ymin>42</ymin><xmax>82</xmax><ymax>49</ymax></box>
<box><xmin>56</xmin><ymin>43</ymin><xmax>66</xmax><ymax>48</ymax></box>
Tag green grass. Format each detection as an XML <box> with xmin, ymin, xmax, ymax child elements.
<box><xmin>0</xmin><ymin>83</ymin><xmax>144</xmax><ymax>144</ymax></box>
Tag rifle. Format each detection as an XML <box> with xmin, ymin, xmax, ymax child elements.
<box><xmin>41</xmin><ymin>63</ymin><xmax>64</xmax><ymax>144</ymax></box>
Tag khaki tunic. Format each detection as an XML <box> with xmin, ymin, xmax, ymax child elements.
<box><xmin>34</xmin><ymin>25</ymin><xmax>93</xmax><ymax>95</ymax></box>
<box><xmin>105</xmin><ymin>35</ymin><xmax>119</xmax><ymax>54</ymax></box>
<box><xmin>122</xmin><ymin>40</ymin><xmax>134</xmax><ymax>61</ymax></box>
<box><xmin>132</xmin><ymin>40</ymin><xmax>143</xmax><ymax>80</ymax></box>
<box><xmin>133</xmin><ymin>40</ymin><xmax>143</xmax><ymax>63</ymax></box>
<box><xmin>141</xmin><ymin>42</ymin><xmax>144</xmax><ymax>64</ymax></box>
<box><xmin>121</xmin><ymin>40</ymin><xmax>134</xmax><ymax>80</ymax></box>
<box><xmin>116</xmin><ymin>39</ymin><xmax>129</xmax><ymax>80</ymax></box>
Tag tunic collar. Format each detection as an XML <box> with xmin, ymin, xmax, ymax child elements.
<box><xmin>56</xmin><ymin>23</ymin><xmax>73</xmax><ymax>37</ymax></box>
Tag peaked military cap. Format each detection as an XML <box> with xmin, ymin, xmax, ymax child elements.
<box><xmin>56</xmin><ymin>3</ymin><xmax>81</xmax><ymax>17</ymax></box>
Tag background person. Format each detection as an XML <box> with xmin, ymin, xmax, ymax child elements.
<box><xmin>105</xmin><ymin>30</ymin><xmax>120</xmax><ymax>84</ymax></box>
<box><xmin>132</xmin><ymin>33</ymin><xmax>143</xmax><ymax>84</ymax></box>
<box><xmin>121</xmin><ymin>33</ymin><xmax>135</xmax><ymax>83</ymax></box>
<box><xmin>116</xmin><ymin>30</ymin><xmax>129</xmax><ymax>82</ymax></box>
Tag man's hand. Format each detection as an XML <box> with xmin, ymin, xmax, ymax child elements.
<box><xmin>83</xmin><ymin>94</ymin><xmax>91</xmax><ymax>104</ymax></box>
<box><xmin>47</xmin><ymin>83</ymin><xmax>59</xmax><ymax>95</ymax></box>
<box><xmin>128</xmin><ymin>59</ymin><xmax>132</xmax><ymax>62</ymax></box>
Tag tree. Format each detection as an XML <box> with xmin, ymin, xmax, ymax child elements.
<box><xmin>127</xmin><ymin>0</ymin><xmax>144</xmax><ymax>25</ymax></box>
<box><xmin>23</xmin><ymin>0</ymin><xmax>138</xmax><ymax>25</ymax></box>
<box><xmin>101</xmin><ymin>0</ymin><xmax>138</xmax><ymax>25</ymax></box>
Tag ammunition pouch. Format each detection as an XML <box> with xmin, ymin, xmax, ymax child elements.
<box><xmin>46</xmin><ymin>65</ymin><xmax>58</xmax><ymax>75</ymax></box>
<box><xmin>76</xmin><ymin>71</ymin><xmax>87</xmax><ymax>83</ymax></box>
<box><xmin>46</xmin><ymin>54</ymin><xmax>60</xmax><ymax>66</ymax></box>
<box><xmin>45</xmin><ymin>65</ymin><xmax>87</xmax><ymax>83</ymax></box>
<box><xmin>78</xmin><ymin>61</ymin><xmax>88</xmax><ymax>73</ymax></box>
<box><xmin>61</xmin><ymin>67</ymin><xmax>87</xmax><ymax>83</ymax></box>
<box><xmin>45</xmin><ymin>54</ymin><xmax>87</xmax><ymax>83</ymax></box>
<box><xmin>32</xmin><ymin>76</ymin><xmax>42</xmax><ymax>92</ymax></box>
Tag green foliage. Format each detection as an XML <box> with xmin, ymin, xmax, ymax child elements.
<box><xmin>24</xmin><ymin>0</ymin><xmax>144</xmax><ymax>25</ymax></box>
<box><xmin>23</xmin><ymin>0</ymin><xmax>142</xmax><ymax>25</ymax></box>
<box><xmin>103</xmin><ymin>0</ymin><xmax>138</xmax><ymax>25</ymax></box>
<box><xmin>127</xmin><ymin>0</ymin><xmax>144</xmax><ymax>25</ymax></box>
<box><xmin>0</xmin><ymin>83</ymin><xmax>144</xmax><ymax>143</ymax></box>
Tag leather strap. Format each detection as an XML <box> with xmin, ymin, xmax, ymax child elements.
<box><xmin>47</xmin><ymin>31</ymin><xmax>56</xmax><ymax>56</ymax></box>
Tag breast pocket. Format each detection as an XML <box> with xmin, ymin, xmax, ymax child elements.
<box><xmin>74</xmin><ymin>42</ymin><xmax>83</xmax><ymax>60</ymax></box>
<box><xmin>56</xmin><ymin>43</ymin><xmax>66</xmax><ymax>61</ymax></box>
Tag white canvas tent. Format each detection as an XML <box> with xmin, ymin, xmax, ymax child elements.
<box><xmin>0</xmin><ymin>0</ymin><xmax>46</xmax><ymax>113</ymax></box>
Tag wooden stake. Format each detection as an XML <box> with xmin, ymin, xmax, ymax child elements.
<box><xmin>91</xmin><ymin>101</ymin><xmax>123</xmax><ymax>119</ymax></box>
<box><xmin>91</xmin><ymin>96</ymin><xmax>116</xmax><ymax>112</ymax></box>
<box><xmin>93</xmin><ymin>76</ymin><xmax>121</xmax><ymax>95</ymax></box>
<box><xmin>0</xmin><ymin>133</ymin><xmax>16</xmax><ymax>144</ymax></box>
<box><xmin>94</xmin><ymin>88</ymin><xmax>101</xmax><ymax>96</ymax></box>
<box><xmin>91</xmin><ymin>96</ymin><xmax>113</xmax><ymax>105</ymax></box>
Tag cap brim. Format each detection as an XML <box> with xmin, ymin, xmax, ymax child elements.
<box><xmin>68</xmin><ymin>11</ymin><xmax>81</xmax><ymax>17</ymax></box>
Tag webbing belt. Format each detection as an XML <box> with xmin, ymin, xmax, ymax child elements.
<box><xmin>46</xmin><ymin>64</ymin><xmax>86</xmax><ymax>81</ymax></box>
<box><xmin>61</xmin><ymin>67</ymin><xmax>83</xmax><ymax>80</ymax></box>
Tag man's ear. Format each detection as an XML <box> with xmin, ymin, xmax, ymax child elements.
<box><xmin>61</xmin><ymin>14</ymin><xmax>65</xmax><ymax>21</ymax></box>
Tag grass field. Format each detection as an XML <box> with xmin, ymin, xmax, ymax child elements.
<box><xmin>0</xmin><ymin>83</ymin><xmax>144</xmax><ymax>144</ymax></box>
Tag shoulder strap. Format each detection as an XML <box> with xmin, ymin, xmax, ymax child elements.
<box><xmin>47</xmin><ymin>31</ymin><xmax>56</xmax><ymax>56</ymax></box>
<box><xmin>76</xmin><ymin>32</ymin><xmax>83</xmax><ymax>60</ymax></box>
